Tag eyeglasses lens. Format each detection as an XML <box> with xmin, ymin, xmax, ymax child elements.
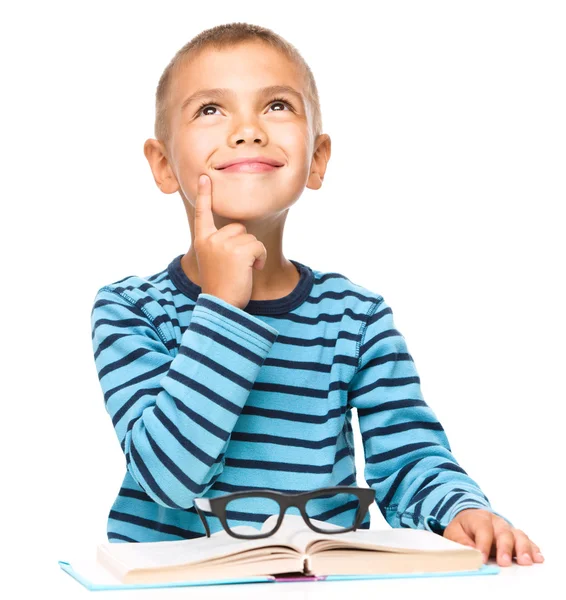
<box><xmin>225</xmin><ymin>496</ymin><xmax>281</xmax><ymax>537</ymax></box>
<box><xmin>304</xmin><ymin>492</ymin><xmax>361</xmax><ymax>532</ymax></box>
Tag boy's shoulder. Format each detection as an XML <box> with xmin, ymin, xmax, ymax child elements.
<box><xmin>308</xmin><ymin>263</ymin><xmax>384</xmax><ymax>310</ymax></box>
<box><xmin>94</xmin><ymin>262</ymin><xmax>173</xmax><ymax>306</ymax></box>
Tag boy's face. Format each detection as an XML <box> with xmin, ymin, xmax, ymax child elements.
<box><xmin>146</xmin><ymin>41</ymin><xmax>330</xmax><ymax>222</ymax></box>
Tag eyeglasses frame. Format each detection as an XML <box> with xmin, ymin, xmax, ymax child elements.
<box><xmin>193</xmin><ymin>486</ymin><xmax>376</xmax><ymax>539</ymax></box>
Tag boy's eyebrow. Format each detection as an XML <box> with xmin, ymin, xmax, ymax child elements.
<box><xmin>180</xmin><ymin>85</ymin><xmax>305</xmax><ymax>112</ymax></box>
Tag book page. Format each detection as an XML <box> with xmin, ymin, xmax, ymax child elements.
<box><xmin>306</xmin><ymin>527</ymin><xmax>479</xmax><ymax>555</ymax></box>
<box><xmin>97</xmin><ymin>518</ymin><xmax>313</xmax><ymax>573</ymax></box>
<box><xmin>260</xmin><ymin>516</ymin><xmax>480</xmax><ymax>556</ymax></box>
<box><xmin>97</xmin><ymin>528</ymin><xmax>289</xmax><ymax>572</ymax></box>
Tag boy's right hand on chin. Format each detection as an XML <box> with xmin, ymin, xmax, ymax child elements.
<box><xmin>193</xmin><ymin>174</ymin><xmax>268</xmax><ymax>310</ymax></box>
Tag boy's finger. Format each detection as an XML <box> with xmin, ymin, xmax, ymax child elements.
<box><xmin>494</xmin><ymin>530</ymin><xmax>514</xmax><ymax>566</ymax></box>
<box><xmin>513</xmin><ymin>529</ymin><xmax>535</xmax><ymax>565</ymax></box>
<box><xmin>473</xmin><ymin>521</ymin><xmax>495</xmax><ymax>564</ymax></box>
<box><xmin>532</xmin><ymin>541</ymin><xmax>545</xmax><ymax>563</ymax></box>
<box><xmin>195</xmin><ymin>174</ymin><xmax>217</xmax><ymax>240</ymax></box>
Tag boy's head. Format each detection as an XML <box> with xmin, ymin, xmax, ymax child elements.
<box><xmin>144</xmin><ymin>23</ymin><xmax>331</xmax><ymax>226</ymax></box>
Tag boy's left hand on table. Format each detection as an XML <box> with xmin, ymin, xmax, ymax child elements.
<box><xmin>443</xmin><ymin>508</ymin><xmax>545</xmax><ymax>567</ymax></box>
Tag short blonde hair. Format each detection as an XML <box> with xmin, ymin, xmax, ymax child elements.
<box><xmin>154</xmin><ymin>22</ymin><xmax>322</xmax><ymax>145</ymax></box>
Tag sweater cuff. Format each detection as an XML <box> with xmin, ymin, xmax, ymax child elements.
<box><xmin>424</xmin><ymin>498</ymin><xmax>514</xmax><ymax>536</ymax></box>
<box><xmin>192</xmin><ymin>293</ymin><xmax>279</xmax><ymax>351</ymax></box>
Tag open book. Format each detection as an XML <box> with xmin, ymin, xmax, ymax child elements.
<box><xmin>95</xmin><ymin>514</ymin><xmax>484</xmax><ymax>585</ymax></box>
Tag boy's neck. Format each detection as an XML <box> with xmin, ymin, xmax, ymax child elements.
<box><xmin>181</xmin><ymin>248</ymin><xmax>301</xmax><ymax>302</ymax></box>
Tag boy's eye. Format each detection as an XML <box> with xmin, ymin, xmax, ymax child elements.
<box><xmin>195</xmin><ymin>98</ymin><xmax>293</xmax><ymax>118</ymax></box>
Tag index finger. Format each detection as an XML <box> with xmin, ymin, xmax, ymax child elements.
<box><xmin>194</xmin><ymin>174</ymin><xmax>217</xmax><ymax>240</ymax></box>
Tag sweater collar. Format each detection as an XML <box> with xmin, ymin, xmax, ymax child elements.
<box><xmin>167</xmin><ymin>254</ymin><xmax>314</xmax><ymax>315</ymax></box>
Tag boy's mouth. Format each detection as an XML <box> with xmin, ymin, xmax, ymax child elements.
<box><xmin>214</xmin><ymin>156</ymin><xmax>285</xmax><ymax>170</ymax></box>
<box><xmin>216</xmin><ymin>162</ymin><xmax>282</xmax><ymax>174</ymax></box>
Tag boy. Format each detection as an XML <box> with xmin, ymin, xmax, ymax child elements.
<box><xmin>91</xmin><ymin>22</ymin><xmax>543</xmax><ymax>568</ymax></box>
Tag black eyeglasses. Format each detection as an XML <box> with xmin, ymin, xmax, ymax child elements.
<box><xmin>193</xmin><ymin>486</ymin><xmax>376</xmax><ymax>539</ymax></box>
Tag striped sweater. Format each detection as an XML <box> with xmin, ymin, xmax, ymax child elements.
<box><xmin>90</xmin><ymin>254</ymin><xmax>510</xmax><ymax>543</ymax></box>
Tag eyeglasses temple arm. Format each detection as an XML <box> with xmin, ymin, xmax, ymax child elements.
<box><xmin>193</xmin><ymin>497</ymin><xmax>212</xmax><ymax>538</ymax></box>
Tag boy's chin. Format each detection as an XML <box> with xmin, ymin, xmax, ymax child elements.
<box><xmin>211</xmin><ymin>203</ymin><xmax>279</xmax><ymax>221</ymax></box>
<box><xmin>210</xmin><ymin>193</ymin><xmax>291</xmax><ymax>219</ymax></box>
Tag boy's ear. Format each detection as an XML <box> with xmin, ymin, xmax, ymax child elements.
<box><xmin>307</xmin><ymin>134</ymin><xmax>331</xmax><ymax>191</ymax></box>
<box><xmin>143</xmin><ymin>139</ymin><xmax>179</xmax><ymax>194</ymax></box>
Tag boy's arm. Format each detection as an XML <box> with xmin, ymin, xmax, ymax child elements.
<box><xmin>91</xmin><ymin>287</ymin><xmax>278</xmax><ymax>510</ymax></box>
<box><xmin>349</xmin><ymin>297</ymin><xmax>512</xmax><ymax>534</ymax></box>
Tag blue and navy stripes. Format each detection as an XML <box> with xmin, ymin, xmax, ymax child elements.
<box><xmin>90</xmin><ymin>254</ymin><xmax>510</xmax><ymax>543</ymax></box>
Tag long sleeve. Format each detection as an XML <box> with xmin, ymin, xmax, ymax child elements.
<box><xmin>348</xmin><ymin>297</ymin><xmax>512</xmax><ymax>534</ymax></box>
<box><xmin>91</xmin><ymin>288</ymin><xmax>278</xmax><ymax>511</ymax></box>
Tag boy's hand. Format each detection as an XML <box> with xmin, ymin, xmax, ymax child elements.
<box><xmin>193</xmin><ymin>174</ymin><xmax>268</xmax><ymax>310</ymax></box>
<box><xmin>443</xmin><ymin>508</ymin><xmax>544</xmax><ymax>567</ymax></box>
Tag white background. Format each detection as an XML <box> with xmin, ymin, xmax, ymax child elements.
<box><xmin>1</xmin><ymin>1</ymin><xmax>564</xmax><ymax>596</ymax></box>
